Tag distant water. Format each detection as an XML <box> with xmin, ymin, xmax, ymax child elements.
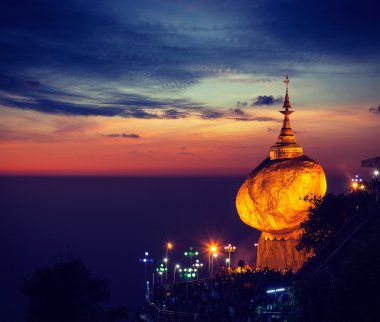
<box><xmin>0</xmin><ymin>175</ymin><xmax>344</xmax><ymax>321</ymax></box>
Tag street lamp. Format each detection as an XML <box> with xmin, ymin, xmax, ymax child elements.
<box><xmin>192</xmin><ymin>259</ymin><xmax>203</xmax><ymax>279</ymax></box>
<box><xmin>211</xmin><ymin>253</ymin><xmax>218</xmax><ymax>276</ymax></box>
<box><xmin>372</xmin><ymin>170</ymin><xmax>380</xmax><ymax>202</ymax></box>
<box><xmin>139</xmin><ymin>251</ymin><xmax>153</xmax><ymax>293</ymax></box>
<box><xmin>224</xmin><ymin>244</ymin><xmax>236</xmax><ymax>272</ymax></box>
<box><xmin>156</xmin><ymin>263</ymin><xmax>167</xmax><ymax>286</ymax></box>
<box><xmin>173</xmin><ymin>264</ymin><xmax>180</xmax><ymax>284</ymax></box>
<box><xmin>165</xmin><ymin>242</ymin><xmax>173</xmax><ymax>282</ymax></box>
<box><xmin>208</xmin><ymin>245</ymin><xmax>218</xmax><ymax>277</ymax></box>
<box><xmin>184</xmin><ymin>247</ymin><xmax>199</xmax><ymax>265</ymax></box>
<box><xmin>183</xmin><ymin>267</ymin><xmax>197</xmax><ymax>280</ymax></box>
<box><xmin>351</xmin><ymin>174</ymin><xmax>364</xmax><ymax>191</ymax></box>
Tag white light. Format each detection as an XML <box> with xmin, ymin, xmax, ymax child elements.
<box><xmin>175</xmin><ymin>264</ymin><xmax>180</xmax><ymax>268</ymax></box>
<box><xmin>145</xmin><ymin>252</ymin><xmax>149</xmax><ymax>256</ymax></box>
<box><xmin>163</xmin><ymin>258</ymin><xmax>168</xmax><ymax>263</ymax></box>
<box><xmin>143</xmin><ymin>259</ymin><xmax>147</xmax><ymax>263</ymax></box>
<box><xmin>266</xmin><ymin>288</ymin><xmax>285</xmax><ymax>294</ymax></box>
<box><xmin>374</xmin><ymin>170</ymin><xmax>379</xmax><ymax>176</ymax></box>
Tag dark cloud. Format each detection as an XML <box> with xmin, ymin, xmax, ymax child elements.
<box><xmin>201</xmin><ymin>111</ymin><xmax>223</xmax><ymax>119</ymax></box>
<box><xmin>252</xmin><ymin>0</ymin><xmax>380</xmax><ymax>59</ymax></box>
<box><xmin>230</xmin><ymin>108</ymin><xmax>245</xmax><ymax>116</ymax></box>
<box><xmin>178</xmin><ymin>151</ymin><xmax>193</xmax><ymax>155</ymax></box>
<box><xmin>252</xmin><ymin>96</ymin><xmax>283</xmax><ymax>106</ymax></box>
<box><xmin>27</xmin><ymin>80</ymin><xmax>41</xmax><ymax>87</ymax></box>
<box><xmin>368</xmin><ymin>106</ymin><xmax>380</xmax><ymax>115</ymax></box>
<box><xmin>102</xmin><ymin>133</ymin><xmax>140</xmax><ymax>139</ymax></box>
<box><xmin>252</xmin><ymin>116</ymin><xmax>276</xmax><ymax>122</ymax></box>
<box><xmin>236</xmin><ymin>101</ymin><xmax>248</xmax><ymax>107</ymax></box>
<box><xmin>163</xmin><ymin>109</ymin><xmax>188</xmax><ymax>119</ymax></box>
<box><xmin>1</xmin><ymin>0</ymin><xmax>378</xmax><ymax>120</ymax></box>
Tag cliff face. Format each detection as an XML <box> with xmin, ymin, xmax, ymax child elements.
<box><xmin>236</xmin><ymin>156</ymin><xmax>326</xmax><ymax>234</ymax></box>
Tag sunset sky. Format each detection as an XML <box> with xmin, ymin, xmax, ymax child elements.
<box><xmin>1</xmin><ymin>0</ymin><xmax>379</xmax><ymax>176</ymax></box>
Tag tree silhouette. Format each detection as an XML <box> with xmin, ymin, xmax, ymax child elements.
<box><xmin>297</xmin><ymin>191</ymin><xmax>377</xmax><ymax>254</ymax></box>
<box><xmin>21</xmin><ymin>259</ymin><xmax>127</xmax><ymax>322</ymax></box>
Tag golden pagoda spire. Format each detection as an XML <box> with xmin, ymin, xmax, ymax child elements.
<box><xmin>269</xmin><ymin>75</ymin><xmax>303</xmax><ymax>160</ymax></box>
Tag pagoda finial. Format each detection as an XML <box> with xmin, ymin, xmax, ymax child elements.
<box><xmin>269</xmin><ymin>75</ymin><xmax>303</xmax><ymax>160</ymax></box>
<box><xmin>283</xmin><ymin>75</ymin><xmax>291</xmax><ymax>110</ymax></box>
<box><xmin>284</xmin><ymin>74</ymin><xmax>289</xmax><ymax>91</ymax></box>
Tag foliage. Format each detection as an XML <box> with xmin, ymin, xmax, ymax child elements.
<box><xmin>293</xmin><ymin>191</ymin><xmax>380</xmax><ymax>321</ymax></box>
<box><xmin>21</xmin><ymin>259</ymin><xmax>127</xmax><ymax>322</ymax></box>
<box><xmin>297</xmin><ymin>191</ymin><xmax>376</xmax><ymax>254</ymax></box>
<box><xmin>294</xmin><ymin>212</ymin><xmax>380</xmax><ymax>322</ymax></box>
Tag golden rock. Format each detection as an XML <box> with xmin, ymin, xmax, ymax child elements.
<box><xmin>236</xmin><ymin>155</ymin><xmax>327</xmax><ymax>234</ymax></box>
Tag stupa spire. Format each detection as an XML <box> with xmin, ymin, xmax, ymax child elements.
<box><xmin>284</xmin><ymin>74</ymin><xmax>291</xmax><ymax>110</ymax></box>
<box><xmin>269</xmin><ymin>75</ymin><xmax>303</xmax><ymax>160</ymax></box>
<box><xmin>279</xmin><ymin>75</ymin><xmax>295</xmax><ymax>138</ymax></box>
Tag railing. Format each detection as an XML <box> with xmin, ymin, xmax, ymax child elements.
<box><xmin>145</xmin><ymin>292</ymin><xmax>198</xmax><ymax>321</ymax></box>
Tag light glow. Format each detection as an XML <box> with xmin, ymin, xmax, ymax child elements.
<box><xmin>266</xmin><ymin>288</ymin><xmax>286</xmax><ymax>294</ymax></box>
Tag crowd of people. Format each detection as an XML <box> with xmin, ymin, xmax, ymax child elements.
<box><xmin>149</xmin><ymin>263</ymin><xmax>294</xmax><ymax>321</ymax></box>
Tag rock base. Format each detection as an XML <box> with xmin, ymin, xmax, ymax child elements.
<box><xmin>256</xmin><ymin>231</ymin><xmax>309</xmax><ymax>272</ymax></box>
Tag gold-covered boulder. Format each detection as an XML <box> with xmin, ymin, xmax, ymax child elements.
<box><xmin>236</xmin><ymin>155</ymin><xmax>326</xmax><ymax>234</ymax></box>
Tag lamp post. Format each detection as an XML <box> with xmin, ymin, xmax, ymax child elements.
<box><xmin>156</xmin><ymin>263</ymin><xmax>167</xmax><ymax>286</ymax></box>
<box><xmin>139</xmin><ymin>251</ymin><xmax>153</xmax><ymax>294</ymax></box>
<box><xmin>173</xmin><ymin>264</ymin><xmax>180</xmax><ymax>284</ymax></box>
<box><xmin>208</xmin><ymin>245</ymin><xmax>217</xmax><ymax>277</ymax></box>
<box><xmin>163</xmin><ymin>257</ymin><xmax>168</xmax><ymax>283</ymax></box>
<box><xmin>183</xmin><ymin>267</ymin><xmax>197</xmax><ymax>280</ymax></box>
<box><xmin>192</xmin><ymin>259</ymin><xmax>203</xmax><ymax>279</ymax></box>
<box><xmin>351</xmin><ymin>174</ymin><xmax>365</xmax><ymax>191</ymax></box>
<box><xmin>224</xmin><ymin>244</ymin><xmax>236</xmax><ymax>272</ymax></box>
<box><xmin>371</xmin><ymin>170</ymin><xmax>379</xmax><ymax>202</ymax></box>
<box><xmin>165</xmin><ymin>242</ymin><xmax>173</xmax><ymax>282</ymax></box>
<box><xmin>184</xmin><ymin>247</ymin><xmax>199</xmax><ymax>266</ymax></box>
<box><xmin>211</xmin><ymin>253</ymin><xmax>218</xmax><ymax>276</ymax></box>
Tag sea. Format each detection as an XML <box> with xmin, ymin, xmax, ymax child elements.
<box><xmin>0</xmin><ymin>175</ymin><xmax>345</xmax><ymax>321</ymax></box>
